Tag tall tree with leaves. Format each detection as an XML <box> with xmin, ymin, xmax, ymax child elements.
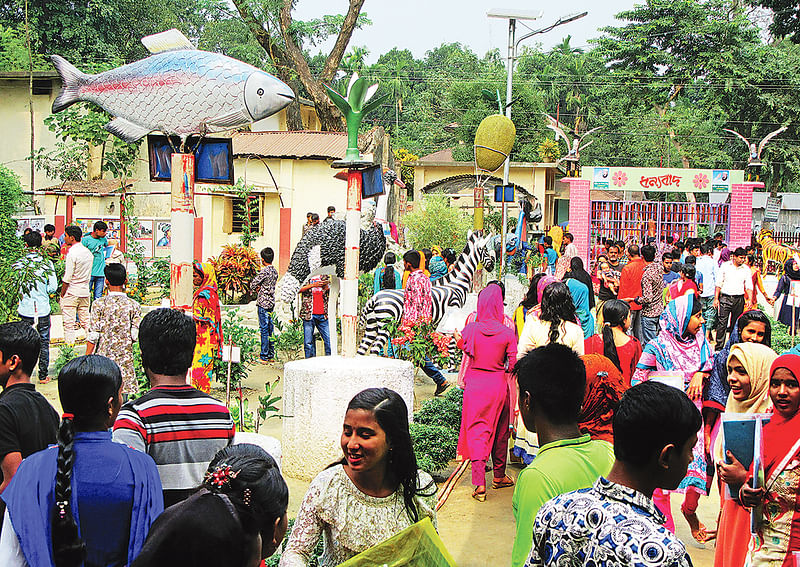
<box><xmin>232</xmin><ymin>0</ymin><xmax>369</xmax><ymax>131</ymax></box>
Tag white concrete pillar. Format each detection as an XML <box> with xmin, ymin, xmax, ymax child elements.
<box><xmin>282</xmin><ymin>356</ymin><xmax>414</xmax><ymax>480</ymax></box>
<box><xmin>170</xmin><ymin>153</ymin><xmax>195</xmax><ymax>310</ymax></box>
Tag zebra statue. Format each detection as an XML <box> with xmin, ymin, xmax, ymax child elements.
<box><xmin>358</xmin><ymin>230</ymin><xmax>496</xmax><ymax>356</ymax></box>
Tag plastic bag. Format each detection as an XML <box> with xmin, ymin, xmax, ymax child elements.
<box><xmin>336</xmin><ymin>518</ymin><xmax>456</xmax><ymax>567</ymax></box>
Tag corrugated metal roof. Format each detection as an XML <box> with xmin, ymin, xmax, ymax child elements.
<box><xmin>42</xmin><ymin>179</ymin><xmax>135</xmax><ymax>195</ymax></box>
<box><xmin>232</xmin><ymin>131</ymin><xmax>347</xmax><ymax>160</ymax></box>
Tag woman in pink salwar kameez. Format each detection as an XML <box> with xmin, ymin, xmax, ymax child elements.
<box><xmin>455</xmin><ymin>285</ymin><xmax>517</xmax><ymax>502</ymax></box>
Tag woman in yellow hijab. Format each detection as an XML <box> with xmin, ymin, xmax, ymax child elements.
<box><xmin>191</xmin><ymin>261</ymin><xmax>224</xmax><ymax>393</ymax></box>
<box><xmin>713</xmin><ymin>342</ymin><xmax>776</xmax><ymax>564</ymax></box>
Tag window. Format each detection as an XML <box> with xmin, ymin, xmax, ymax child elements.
<box><xmin>32</xmin><ymin>79</ymin><xmax>52</xmax><ymax>96</ymax></box>
<box><xmin>231</xmin><ymin>196</ymin><xmax>260</xmax><ymax>233</ymax></box>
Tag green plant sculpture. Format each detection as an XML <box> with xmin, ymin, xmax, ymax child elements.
<box><xmin>325</xmin><ymin>73</ymin><xmax>390</xmax><ymax>161</ymax></box>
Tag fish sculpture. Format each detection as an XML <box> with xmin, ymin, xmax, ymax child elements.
<box><xmin>50</xmin><ymin>29</ymin><xmax>295</xmax><ymax>143</ymax></box>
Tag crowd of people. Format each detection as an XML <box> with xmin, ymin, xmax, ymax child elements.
<box><xmin>5</xmin><ymin>218</ymin><xmax>800</xmax><ymax>566</ymax></box>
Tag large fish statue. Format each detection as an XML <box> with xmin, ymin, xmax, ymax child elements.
<box><xmin>50</xmin><ymin>29</ymin><xmax>295</xmax><ymax>143</ymax></box>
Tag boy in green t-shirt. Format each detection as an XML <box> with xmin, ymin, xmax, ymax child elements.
<box><xmin>510</xmin><ymin>344</ymin><xmax>615</xmax><ymax>567</ymax></box>
<box><xmin>82</xmin><ymin>220</ymin><xmax>109</xmax><ymax>300</ymax></box>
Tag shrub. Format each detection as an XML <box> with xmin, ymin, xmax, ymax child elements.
<box><xmin>212</xmin><ymin>308</ymin><xmax>259</xmax><ymax>391</ymax></box>
<box><xmin>273</xmin><ymin>316</ymin><xmax>304</xmax><ymax>362</ymax></box>
<box><xmin>768</xmin><ymin>313</ymin><xmax>794</xmax><ymax>354</ymax></box>
<box><xmin>411</xmin><ymin>423</ymin><xmax>459</xmax><ymax>474</ymax></box>
<box><xmin>411</xmin><ymin>386</ymin><xmax>463</xmax><ymax>474</ymax></box>
<box><xmin>213</xmin><ymin>244</ymin><xmax>261</xmax><ymax>304</ymax></box>
<box><xmin>402</xmin><ymin>194</ymin><xmax>472</xmax><ymax>251</ymax></box>
<box><xmin>53</xmin><ymin>344</ymin><xmax>79</xmax><ymax>377</ymax></box>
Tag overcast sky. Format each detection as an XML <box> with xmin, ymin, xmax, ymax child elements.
<box><xmin>292</xmin><ymin>1</ymin><xmax>637</xmax><ymax>62</ymax></box>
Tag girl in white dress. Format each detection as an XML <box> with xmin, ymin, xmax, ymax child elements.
<box><xmin>280</xmin><ymin>388</ymin><xmax>437</xmax><ymax>566</ymax></box>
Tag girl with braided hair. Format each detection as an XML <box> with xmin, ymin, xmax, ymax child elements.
<box><xmin>132</xmin><ymin>443</ymin><xmax>289</xmax><ymax>567</ymax></box>
<box><xmin>0</xmin><ymin>355</ymin><xmax>162</xmax><ymax>567</ymax></box>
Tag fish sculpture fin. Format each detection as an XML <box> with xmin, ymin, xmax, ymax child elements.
<box><xmin>104</xmin><ymin>117</ymin><xmax>152</xmax><ymax>143</ymax></box>
<box><xmin>205</xmin><ymin>109</ymin><xmax>253</xmax><ymax>129</ymax></box>
<box><xmin>50</xmin><ymin>55</ymin><xmax>89</xmax><ymax>113</ymax></box>
<box><xmin>141</xmin><ymin>28</ymin><xmax>194</xmax><ymax>54</ymax></box>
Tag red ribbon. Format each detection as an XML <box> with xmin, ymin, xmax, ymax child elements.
<box><xmin>62</xmin><ymin>413</ymin><xmax>74</xmax><ymax>420</ymax></box>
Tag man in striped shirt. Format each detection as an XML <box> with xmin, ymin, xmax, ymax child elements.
<box><xmin>113</xmin><ymin>308</ymin><xmax>234</xmax><ymax>507</ymax></box>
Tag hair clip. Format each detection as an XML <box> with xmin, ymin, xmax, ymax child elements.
<box><xmin>62</xmin><ymin>413</ymin><xmax>74</xmax><ymax>420</ymax></box>
<box><xmin>204</xmin><ymin>464</ymin><xmax>239</xmax><ymax>489</ymax></box>
<box><xmin>597</xmin><ymin>371</ymin><xmax>609</xmax><ymax>378</ymax></box>
<box><xmin>242</xmin><ymin>487</ymin><xmax>252</xmax><ymax>508</ymax></box>
<box><xmin>56</xmin><ymin>500</ymin><xmax>68</xmax><ymax>519</ymax></box>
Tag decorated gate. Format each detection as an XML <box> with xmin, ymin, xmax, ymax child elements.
<box><xmin>589</xmin><ymin>200</ymin><xmax>730</xmax><ymax>263</ymax></box>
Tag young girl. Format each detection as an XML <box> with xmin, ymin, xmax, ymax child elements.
<box><xmin>584</xmin><ymin>299</ymin><xmax>642</xmax><ymax>388</ymax></box>
<box><xmin>132</xmin><ymin>444</ymin><xmax>289</xmax><ymax>567</ymax></box>
<box><xmin>0</xmin><ymin>355</ymin><xmax>163</xmax><ymax>566</ymax></box>
<box><xmin>280</xmin><ymin>388</ymin><xmax>437</xmax><ymax>566</ymax></box>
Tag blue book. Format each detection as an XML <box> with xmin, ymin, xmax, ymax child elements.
<box><xmin>721</xmin><ymin>413</ymin><xmax>771</xmax><ymax>470</ymax></box>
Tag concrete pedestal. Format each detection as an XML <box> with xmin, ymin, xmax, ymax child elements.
<box><xmin>282</xmin><ymin>355</ymin><xmax>415</xmax><ymax>480</ymax></box>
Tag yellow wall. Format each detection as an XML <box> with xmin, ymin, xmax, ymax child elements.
<box><xmin>412</xmin><ymin>161</ymin><xmax>557</xmax><ymax>225</ymax></box>
<box><xmin>0</xmin><ymin>78</ymin><xmax>61</xmax><ymax>191</ymax></box>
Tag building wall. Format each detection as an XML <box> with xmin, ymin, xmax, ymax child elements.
<box><xmin>0</xmin><ymin>78</ymin><xmax>61</xmax><ymax>191</ymax></box>
<box><xmin>412</xmin><ymin>161</ymin><xmax>554</xmax><ymax>227</ymax></box>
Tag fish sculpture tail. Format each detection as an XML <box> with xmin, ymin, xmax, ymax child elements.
<box><xmin>50</xmin><ymin>55</ymin><xmax>90</xmax><ymax>113</ymax></box>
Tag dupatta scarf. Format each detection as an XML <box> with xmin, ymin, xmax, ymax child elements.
<box><xmin>193</xmin><ymin>261</ymin><xmax>223</xmax><ymax>351</ymax></box>
<box><xmin>637</xmin><ymin>294</ymin><xmax>714</xmax><ymax>376</ymax></box>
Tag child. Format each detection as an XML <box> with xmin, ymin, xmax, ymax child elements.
<box><xmin>86</xmin><ymin>263</ymin><xmax>142</xmax><ymax>396</ymax></box>
<box><xmin>250</xmin><ymin>247</ymin><xmax>278</xmax><ymax>363</ymax></box>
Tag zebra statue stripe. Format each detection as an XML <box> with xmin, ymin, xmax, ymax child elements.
<box><xmin>358</xmin><ymin>231</ymin><xmax>496</xmax><ymax>356</ymax></box>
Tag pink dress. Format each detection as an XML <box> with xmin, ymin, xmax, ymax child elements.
<box><xmin>456</xmin><ymin>285</ymin><xmax>517</xmax><ymax>486</ymax></box>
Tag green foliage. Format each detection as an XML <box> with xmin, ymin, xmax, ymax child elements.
<box><xmin>768</xmin><ymin>313</ymin><xmax>795</xmax><ymax>353</ymax></box>
<box><xmin>264</xmin><ymin>519</ymin><xmax>322</xmax><ymax>567</ymax></box>
<box><xmin>273</xmin><ymin>315</ymin><xmax>304</xmax><ymax>362</ymax></box>
<box><xmin>229</xmin><ymin>397</ymin><xmax>255</xmax><ymax>432</ymax></box>
<box><xmin>53</xmin><ymin>344</ymin><xmax>79</xmax><ymax>377</ymax></box>
<box><xmin>213</xmin><ymin>308</ymin><xmax>259</xmax><ymax>390</ymax></box>
<box><xmin>402</xmin><ymin>195</ymin><xmax>472</xmax><ymax>251</ymax></box>
<box><xmin>358</xmin><ymin>272</ymin><xmax>373</xmax><ymax>313</ymax></box>
<box><xmin>410</xmin><ymin>423</ymin><xmax>459</xmax><ymax>474</ymax></box>
<box><xmin>0</xmin><ymin>166</ymin><xmax>29</xmax><ymax>322</ymax></box>
<box><xmin>410</xmin><ymin>387</ymin><xmax>463</xmax><ymax>473</ymax></box>
<box><xmin>537</xmin><ymin>138</ymin><xmax>561</xmax><ymax>163</ymax></box>
<box><xmin>213</xmin><ymin>245</ymin><xmax>261</xmax><ymax>304</ymax></box>
<box><xmin>229</xmin><ymin>178</ymin><xmax>261</xmax><ymax>247</ymax></box>
<box><xmin>128</xmin><ymin>342</ymin><xmax>150</xmax><ymax>401</ymax></box>
<box><xmin>121</xmin><ymin>196</ymin><xmax>169</xmax><ymax>304</ymax></box>
<box><xmin>0</xmin><ymin>24</ymin><xmax>47</xmax><ymax>70</ymax></box>
<box><xmin>257</xmin><ymin>378</ymin><xmax>282</xmax><ymax>423</ymax></box>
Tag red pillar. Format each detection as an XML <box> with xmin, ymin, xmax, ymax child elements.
<box><xmin>279</xmin><ymin>208</ymin><xmax>292</xmax><ymax>275</ymax></box>
<box><xmin>563</xmin><ymin>178</ymin><xmax>591</xmax><ymax>265</ymax></box>
<box><xmin>729</xmin><ymin>182</ymin><xmax>761</xmax><ymax>250</ymax></box>
<box><xmin>193</xmin><ymin>217</ymin><xmax>203</xmax><ymax>261</ymax></box>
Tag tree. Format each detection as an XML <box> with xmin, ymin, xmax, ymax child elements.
<box><xmin>753</xmin><ymin>0</ymin><xmax>800</xmax><ymax>42</ymax></box>
<box><xmin>231</xmin><ymin>0</ymin><xmax>370</xmax><ymax>131</ymax></box>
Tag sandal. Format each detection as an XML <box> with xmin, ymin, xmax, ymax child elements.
<box><xmin>492</xmin><ymin>476</ymin><xmax>515</xmax><ymax>489</ymax></box>
<box><xmin>472</xmin><ymin>487</ymin><xmax>486</xmax><ymax>502</ymax></box>
<box><xmin>682</xmin><ymin>510</ymin><xmax>708</xmax><ymax>543</ymax></box>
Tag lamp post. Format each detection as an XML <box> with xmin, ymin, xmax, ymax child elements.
<box><xmin>487</xmin><ymin>9</ymin><xmax>588</xmax><ymax>274</ymax></box>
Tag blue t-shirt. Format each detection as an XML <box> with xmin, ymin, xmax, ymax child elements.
<box><xmin>544</xmin><ymin>248</ymin><xmax>558</xmax><ymax>270</ymax></box>
<box><xmin>82</xmin><ymin>234</ymin><xmax>109</xmax><ymax>277</ymax></box>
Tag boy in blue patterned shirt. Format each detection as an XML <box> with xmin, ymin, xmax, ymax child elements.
<box><xmin>526</xmin><ymin>381</ymin><xmax>699</xmax><ymax>567</ymax></box>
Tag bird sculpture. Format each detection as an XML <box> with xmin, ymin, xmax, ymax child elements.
<box><xmin>544</xmin><ymin>114</ymin><xmax>602</xmax><ymax>177</ymax></box>
<box><xmin>723</xmin><ymin>125</ymin><xmax>788</xmax><ymax>181</ymax></box>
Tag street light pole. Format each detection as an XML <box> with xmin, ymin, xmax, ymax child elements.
<box><xmin>488</xmin><ymin>10</ymin><xmax>588</xmax><ymax>276</ymax></box>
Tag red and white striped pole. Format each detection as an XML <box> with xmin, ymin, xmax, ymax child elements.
<box><xmin>170</xmin><ymin>153</ymin><xmax>195</xmax><ymax>311</ymax></box>
<box><xmin>341</xmin><ymin>169</ymin><xmax>362</xmax><ymax>357</ymax></box>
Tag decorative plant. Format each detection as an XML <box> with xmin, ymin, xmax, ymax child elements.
<box><xmin>257</xmin><ymin>378</ymin><xmax>283</xmax><ymax>423</ymax></box>
<box><xmin>213</xmin><ymin>308</ymin><xmax>259</xmax><ymax>391</ymax></box>
<box><xmin>411</xmin><ymin>387</ymin><xmax>463</xmax><ymax>473</ymax></box>
<box><xmin>212</xmin><ymin>244</ymin><xmax>261</xmax><ymax>304</ymax></box>
<box><xmin>384</xmin><ymin>316</ymin><xmax>452</xmax><ymax>369</ymax></box>
<box><xmin>324</xmin><ymin>73</ymin><xmax>390</xmax><ymax>160</ymax></box>
<box><xmin>272</xmin><ymin>314</ymin><xmax>304</xmax><ymax>362</ymax></box>
<box><xmin>229</xmin><ymin>397</ymin><xmax>255</xmax><ymax>432</ymax></box>
<box><xmin>537</xmin><ymin>138</ymin><xmax>561</xmax><ymax>163</ymax></box>
<box><xmin>53</xmin><ymin>344</ymin><xmax>79</xmax><ymax>376</ymax></box>
<box><xmin>768</xmin><ymin>314</ymin><xmax>795</xmax><ymax>351</ymax></box>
